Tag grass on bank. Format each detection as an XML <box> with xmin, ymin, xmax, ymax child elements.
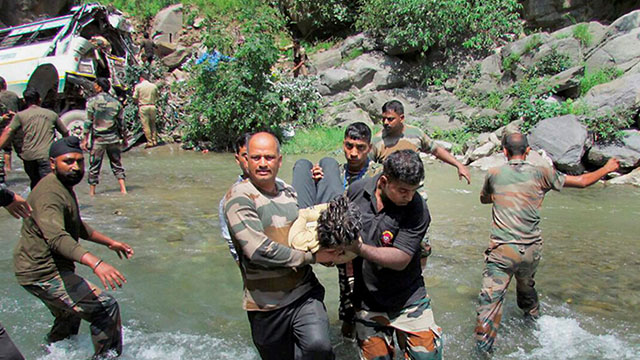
<box><xmin>89</xmin><ymin>0</ymin><xmax>254</xmax><ymax>19</ymax></box>
<box><xmin>281</xmin><ymin>126</ymin><xmax>345</xmax><ymax>154</ymax></box>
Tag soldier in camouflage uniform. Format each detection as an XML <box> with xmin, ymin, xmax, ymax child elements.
<box><xmin>475</xmin><ymin>133</ymin><xmax>620</xmax><ymax>353</ymax></box>
<box><xmin>14</xmin><ymin>136</ymin><xmax>134</xmax><ymax>359</ymax></box>
<box><xmin>81</xmin><ymin>78</ymin><xmax>127</xmax><ymax>196</ymax></box>
<box><xmin>371</xmin><ymin>100</ymin><xmax>471</xmax><ymax>184</ymax></box>
<box><xmin>224</xmin><ymin>132</ymin><xmax>339</xmax><ymax>360</ymax></box>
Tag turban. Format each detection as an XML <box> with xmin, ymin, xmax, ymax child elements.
<box><xmin>50</xmin><ymin>136</ymin><xmax>83</xmax><ymax>158</ymax></box>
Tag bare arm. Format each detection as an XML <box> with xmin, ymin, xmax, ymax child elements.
<box><xmin>564</xmin><ymin>158</ymin><xmax>620</xmax><ymax>188</ymax></box>
<box><xmin>351</xmin><ymin>239</ymin><xmax>412</xmax><ymax>271</ymax></box>
<box><xmin>0</xmin><ymin>126</ymin><xmax>13</xmax><ymax>150</ymax></box>
<box><xmin>434</xmin><ymin>147</ymin><xmax>471</xmax><ymax>184</ymax></box>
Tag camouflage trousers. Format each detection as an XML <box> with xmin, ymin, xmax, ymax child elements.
<box><xmin>138</xmin><ymin>105</ymin><xmax>157</xmax><ymax>147</ymax></box>
<box><xmin>89</xmin><ymin>143</ymin><xmax>125</xmax><ymax>185</ymax></box>
<box><xmin>475</xmin><ymin>241</ymin><xmax>542</xmax><ymax>353</ymax></box>
<box><xmin>355</xmin><ymin>297</ymin><xmax>443</xmax><ymax>360</ymax></box>
<box><xmin>22</xmin><ymin>272</ymin><xmax>122</xmax><ymax>359</ymax></box>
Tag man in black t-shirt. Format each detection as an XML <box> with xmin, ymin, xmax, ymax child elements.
<box><xmin>347</xmin><ymin>150</ymin><xmax>443</xmax><ymax>360</ymax></box>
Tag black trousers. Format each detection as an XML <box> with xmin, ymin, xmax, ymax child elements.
<box><xmin>247</xmin><ymin>286</ymin><xmax>334</xmax><ymax>360</ymax></box>
<box><xmin>0</xmin><ymin>322</ymin><xmax>24</xmax><ymax>360</ymax></box>
<box><xmin>292</xmin><ymin>157</ymin><xmax>343</xmax><ymax>209</ymax></box>
<box><xmin>23</xmin><ymin>158</ymin><xmax>51</xmax><ymax>189</ymax></box>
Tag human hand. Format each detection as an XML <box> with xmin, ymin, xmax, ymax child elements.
<box><xmin>603</xmin><ymin>158</ymin><xmax>620</xmax><ymax>173</ymax></box>
<box><xmin>458</xmin><ymin>165</ymin><xmax>471</xmax><ymax>184</ymax></box>
<box><xmin>93</xmin><ymin>261</ymin><xmax>127</xmax><ymax>290</ymax></box>
<box><xmin>311</xmin><ymin>164</ymin><xmax>324</xmax><ymax>181</ymax></box>
<box><xmin>109</xmin><ymin>241</ymin><xmax>134</xmax><ymax>259</ymax></box>
<box><xmin>4</xmin><ymin>194</ymin><xmax>31</xmax><ymax>219</ymax></box>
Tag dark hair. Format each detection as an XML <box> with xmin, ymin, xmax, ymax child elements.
<box><xmin>143</xmin><ymin>32</ymin><xmax>149</xmax><ymax>39</ymax></box>
<box><xmin>383</xmin><ymin>150</ymin><xmax>424</xmax><ymax>186</ymax></box>
<box><xmin>382</xmin><ymin>100</ymin><xmax>404</xmax><ymax>115</ymax></box>
<box><xmin>317</xmin><ymin>195</ymin><xmax>362</xmax><ymax>248</ymax></box>
<box><xmin>502</xmin><ymin>133</ymin><xmax>528</xmax><ymax>156</ymax></box>
<box><xmin>140</xmin><ymin>72</ymin><xmax>150</xmax><ymax>81</ymax></box>
<box><xmin>0</xmin><ymin>76</ymin><xmax>6</xmax><ymax>90</ymax></box>
<box><xmin>23</xmin><ymin>88</ymin><xmax>40</xmax><ymax>106</ymax></box>
<box><xmin>96</xmin><ymin>77</ymin><xmax>110</xmax><ymax>92</ymax></box>
<box><xmin>344</xmin><ymin>122</ymin><xmax>371</xmax><ymax>143</ymax></box>
<box><xmin>233</xmin><ymin>133</ymin><xmax>251</xmax><ymax>154</ymax></box>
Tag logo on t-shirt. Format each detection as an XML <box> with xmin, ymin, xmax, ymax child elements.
<box><xmin>381</xmin><ymin>230</ymin><xmax>394</xmax><ymax>246</ymax></box>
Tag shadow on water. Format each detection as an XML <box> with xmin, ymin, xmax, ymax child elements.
<box><xmin>0</xmin><ymin>145</ymin><xmax>639</xmax><ymax>359</ymax></box>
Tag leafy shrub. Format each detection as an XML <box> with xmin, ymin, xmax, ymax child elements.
<box><xmin>581</xmin><ymin>108</ymin><xmax>634</xmax><ymax>143</ymax></box>
<box><xmin>572</xmin><ymin>23</ymin><xmax>593</xmax><ymax>47</ymax></box>
<box><xmin>356</xmin><ymin>0</ymin><xmax>522</xmax><ymax>55</ymax></box>
<box><xmin>500</xmin><ymin>77</ymin><xmax>565</xmax><ymax>132</ymax></box>
<box><xmin>580</xmin><ymin>67</ymin><xmax>624</xmax><ymax>95</ymax></box>
<box><xmin>274</xmin><ymin>0</ymin><xmax>359</xmax><ymax>37</ymax></box>
<box><xmin>530</xmin><ymin>48</ymin><xmax>572</xmax><ymax>77</ymax></box>
<box><xmin>502</xmin><ymin>52</ymin><xmax>521</xmax><ymax>72</ymax></box>
<box><xmin>270</xmin><ymin>74</ymin><xmax>323</xmax><ymax>127</ymax></box>
<box><xmin>430</xmin><ymin>127</ymin><xmax>475</xmax><ymax>155</ymax></box>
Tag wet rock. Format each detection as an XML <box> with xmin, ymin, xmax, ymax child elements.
<box><xmin>152</xmin><ymin>4</ymin><xmax>183</xmax><ymax>44</ymax></box>
<box><xmin>587</xmin><ymin>130</ymin><xmax>640</xmax><ymax>168</ymax></box>
<box><xmin>608</xmin><ymin>167</ymin><xmax>640</xmax><ymax>186</ymax></box>
<box><xmin>528</xmin><ymin>115</ymin><xmax>590</xmax><ymax>174</ymax></box>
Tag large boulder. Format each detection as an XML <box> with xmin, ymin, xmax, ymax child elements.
<box><xmin>329</xmin><ymin>108</ymin><xmax>373</xmax><ymax>127</ymax></box>
<box><xmin>551</xmin><ymin>22</ymin><xmax>607</xmax><ymax>51</ymax></box>
<box><xmin>152</xmin><ymin>4</ymin><xmax>183</xmax><ymax>44</ymax></box>
<box><xmin>528</xmin><ymin>115</ymin><xmax>590</xmax><ymax>174</ymax></box>
<box><xmin>547</xmin><ymin>66</ymin><xmax>584</xmax><ymax>98</ymax></box>
<box><xmin>587</xmin><ymin>130</ymin><xmax>640</xmax><ymax>168</ymax></box>
<box><xmin>161</xmin><ymin>46</ymin><xmax>192</xmax><ymax>70</ymax></box>
<box><xmin>580</xmin><ymin>73</ymin><xmax>640</xmax><ymax>115</ymax></box>
<box><xmin>585</xmin><ymin>28</ymin><xmax>640</xmax><ymax>72</ymax></box>
<box><xmin>310</xmin><ymin>49</ymin><xmax>342</xmax><ymax>72</ymax></box>
<box><xmin>318</xmin><ymin>69</ymin><xmax>354</xmax><ymax>95</ymax></box>
<box><xmin>531</xmin><ymin>37</ymin><xmax>583</xmax><ymax>68</ymax></box>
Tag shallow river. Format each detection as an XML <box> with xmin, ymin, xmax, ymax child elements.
<box><xmin>1</xmin><ymin>145</ymin><xmax>639</xmax><ymax>359</ymax></box>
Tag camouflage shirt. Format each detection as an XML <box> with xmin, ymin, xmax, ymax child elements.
<box><xmin>481</xmin><ymin>159</ymin><xmax>565</xmax><ymax>244</ymax></box>
<box><xmin>371</xmin><ymin>124</ymin><xmax>439</xmax><ymax>163</ymax></box>
<box><xmin>85</xmin><ymin>92</ymin><xmax>124</xmax><ymax>145</ymax></box>
<box><xmin>224</xmin><ymin>178</ymin><xmax>318</xmax><ymax>311</ymax></box>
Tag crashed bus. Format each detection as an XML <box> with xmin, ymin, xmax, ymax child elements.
<box><xmin>0</xmin><ymin>3</ymin><xmax>137</xmax><ymax>137</ymax></box>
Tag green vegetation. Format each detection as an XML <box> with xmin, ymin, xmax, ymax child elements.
<box><xmin>90</xmin><ymin>0</ymin><xmax>252</xmax><ymax>19</ymax></box>
<box><xmin>580</xmin><ymin>66</ymin><xmax>624</xmax><ymax>95</ymax></box>
<box><xmin>356</xmin><ymin>0</ymin><xmax>522</xmax><ymax>54</ymax></box>
<box><xmin>342</xmin><ymin>48</ymin><xmax>364</xmax><ymax>63</ymax></box>
<box><xmin>430</xmin><ymin>127</ymin><xmax>474</xmax><ymax>155</ymax></box>
<box><xmin>572</xmin><ymin>23</ymin><xmax>593</xmax><ymax>47</ymax></box>
<box><xmin>281</xmin><ymin>126</ymin><xmax>344</xmax><ymax>154</ymax></box>
<box><xmin>531</xmin><ymin>48</ymin><xmax>572</xmax><ymax>77</ymax></box>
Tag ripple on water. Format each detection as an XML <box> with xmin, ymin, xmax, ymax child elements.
<box><xmin>37</xmin><ymin>324</ymin><xmax>259</xmax><ymax>360</ymax></box>
<box><xmin>503</xmin><ymin>315</ymin><xmax>640</xmax><ymax>360</ymax></box>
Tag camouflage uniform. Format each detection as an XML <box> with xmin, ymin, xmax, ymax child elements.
<box><xmin>224</xmin><ymin>179</ymin><xmax>333</xmax><ymax>359</ymax></box>
<box><xmin>476</xmin><ymin>159</ymin><xmax>565</xmax><ymax>353</ymax></box>
<box><xmin>132</xmin><ymin>79</ymin><xmax>159</xmax><ymax>147</ymax></box>
<box><xmin>370</xmin><ymin>124</ymin><xmax>439</xmax><ymax>164</ymax></box>
<box><xmin>85</xmin><ymin>92</ymin><xmax>125</xmax><ymax>186</ymax></box>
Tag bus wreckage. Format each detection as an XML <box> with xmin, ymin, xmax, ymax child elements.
<box><xmin>0</xmin><ymin>3</ymin><xmax>138</xmax><ymax>140</ymax></box>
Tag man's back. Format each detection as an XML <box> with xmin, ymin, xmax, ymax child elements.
<box><xmin>483</xmin><ymin>160</ymin><xmax>565</xmax><ymax>244</ymax></box>
<box><xmin>133</xmin><ymin>80</ymin><xmax>158</xmax><ymax>106</ymax></box>
<box><xmin>86</xmin><ymin>92</ymin><xmax>122</xmax><ymax>145</ymax></box>
<box><xmin>9</xmin><ymin>106</ymin><xmax>66</xmax><ymax>161</ymax></box>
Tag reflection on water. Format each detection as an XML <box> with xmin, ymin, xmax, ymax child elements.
<box><xmin>0</xmin><ymin>146</ymin><xmax>638</xmax><ymax>359</ymax></box>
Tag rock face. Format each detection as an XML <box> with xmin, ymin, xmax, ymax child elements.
<box><xmin>528</xmin><ymin>115</ymin><xmax>591</xmax><ymax>174</ymax></box>
<box><xmin>0</xmin><ymin>0</ymin><xmax>76</xmax><ymax>27</ymax></box>
<box><xmin>608</xmin><ymin>167</ymin><xmax>640</xmax><ymax>186</ymax></box>
<box><xmin>580</xmin><ymin>73</ymin><xmax>640</xmax><ymax>115</ymax></box>
<box><xmin>521</xmin><ymin>0</ymin><xmax>639</xmax><ymax>30</ymax></box>
<box><xmin>152</xmin><ymin>4</ymin><xmax>183</xmax><ymax>44</ymax></box>
<box><xmin>587</xmin><ymin>130</ymin><xmax>640</xmax><ymax>168</ymax></box>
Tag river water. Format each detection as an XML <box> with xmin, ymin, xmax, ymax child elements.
<box><xmin>1</xmin><ymin>145</ymin><xmax>639</xmax><ymax>359</ymax></box>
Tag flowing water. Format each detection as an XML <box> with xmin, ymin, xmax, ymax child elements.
<box><xmin>1</xmin><ymin>145</ymin><xmax>639</xmax><ymax>359</ymax></box>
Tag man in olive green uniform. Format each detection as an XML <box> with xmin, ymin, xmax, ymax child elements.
<box><xmin>14</xmin><ymin>136</ymin><xmax>134</xmax><ymax>359</ymax></box>
<box><xmin>223</xmin><ymin>132</ymin><xmax>339</xmax><ymax>359</ymax></box>
<box><xmin>0</xmin><ymin>76</ymin><xmax>20</xmax><ymax>178</ymax></box>
<box><xmin>371</xmin><ymin>100</ymin><xmax>471</xmax><ymax>184</ymax></box>
<box><xmin>132</xmin><ymin>74</ymin><xmax>159</xmax><ymax>148</ymax></box>
<box><xmin>81</xmin><ymin>78</ymin><xmax>127</xmax><ymax>196</ymax></box>
<box><xmin>0</xmin><ymin>88</ymin><xmax>68</xmax><ymax>189</ymax></box>
<box><xmin>475</xmin><ymin>133</ymin><xmax>620</xmax><ymax>353</ymax></box>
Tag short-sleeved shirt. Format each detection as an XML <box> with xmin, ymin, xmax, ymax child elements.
<box><xmin>371</xmin><ymin>124</ymin><xmax>439</xmax><ymax>163</ymax></box>
<box><xmin>481</xmin><ymin>159</ymin><xmax>566</xmax><ymax>244</ymax></box>
<box><xmin>85</xmin><ymin>92</ymin><xmax>124</xmax><ymax>145</ymax></box>
<box><xmin>8</xmin><ymin>105</ymin><xmax>67</xmax><ymax>161</ymax></box>
<box><xmin>224</xmin><ymin>178</ymin><xmax>317</xmax><ymax>311</ymax></box>
<box><xmin>347</xmin><ymin>173</ymin><xmax>430</xmax><ymax>312</ymax></box>
<box><xmin>13</xmin><ymin>173</ymin><xmax>94</xmax><ymax>285</ymax></box>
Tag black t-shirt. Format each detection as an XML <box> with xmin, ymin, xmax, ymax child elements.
<box><xmin>347</xmin><ymin>173</ymin><xmax>430</xmax><ymax>313</ymax></box>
